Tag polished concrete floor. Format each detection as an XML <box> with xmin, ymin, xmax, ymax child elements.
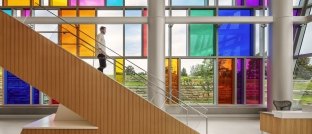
<box><xmin>0</xmin><ymin>117</ymin><xmax>261</xmax><ymax>134</ymax></box>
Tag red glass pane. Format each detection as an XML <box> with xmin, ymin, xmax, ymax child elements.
<box><xmin>143</xmin><ymin>8</ymin><xmax>148</xmax><ymax>57</ymax></box>
<box><xmin>246</xmin><ymin>59</ymin><xmax>262</xmax><ymax>104</ymax></box>
<box><xmin>52</xmin><ymin>99</ymin><xmax>59</xmax><ymax>104</ymax></box>
<box><xmin>218</xmin><ymin>59</ymin><xmax>234</xmax><ymax>104</ymax></box>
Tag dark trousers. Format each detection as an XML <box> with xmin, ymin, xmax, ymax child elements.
<box><xmin>97</xmin><ymin>54</ymin><xmax>106</xmax><ymax>72</ymax></box>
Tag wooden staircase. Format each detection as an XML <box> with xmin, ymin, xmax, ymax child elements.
<box><xmin>0</xmin><ymin>11</ymin><xmax>198</xmax><ymax>134</ymax></box>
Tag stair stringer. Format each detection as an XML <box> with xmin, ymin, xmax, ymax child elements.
<box><xmin>0</xmin><ymin>11</ymin><xmax>199</xmax><ymax>134</ymax></box>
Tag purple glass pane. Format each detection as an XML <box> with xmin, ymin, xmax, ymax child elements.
<box><xmin>22</xmin><ymin>10</ymin><xmax>31</xmax><ymax>17</ymax></box>
<box><xmin>246</xmin><ymin>0</ymin><xmax>260</xmax><ymax>6</ymax></box>
<box><xmin>79</xmin><ymin>0</ymin><xmax>105</xmax><ymax>6</ymax></box>
<box><xmin>69</xmin><ymin>0</ymin><xmax>77</xmax><ymax>6</ymax></box>
<box><xmin>293</xmin><ymin>10</ymin><xmax>301</xmax><ymax>38</ymax></box>
<box><xmin>236</xmin><ymin>0</ymin><xmax>244</xmax><ymax>6</ymax></box>
<box><xmin>246</xmin><ymin>58</ymin><xmax>262</xmax><ymax>104</ymax></box>
<box><xmin>237</xmin><ymin>59</ymin><xmax>244</xmax><ymax>104</ymax></box>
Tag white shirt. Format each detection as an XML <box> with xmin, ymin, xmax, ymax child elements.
<box><xmin>95</xmin><ymin>33</ymin><xmax>106</xmax><ymax>56</ymax></box>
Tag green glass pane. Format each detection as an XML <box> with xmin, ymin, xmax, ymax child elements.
<box><xmin>190</xmin><ymin>10</ymin><xmax>215</xmax><ymax>56</ymax></box>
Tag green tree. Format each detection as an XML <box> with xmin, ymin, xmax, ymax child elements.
<box><xmin>125</xmin><ymin>66</ymin><xmax>136</xmax><ymax>75</ymax></box>
<box><xmin>294</xmin><ymin>58</ymin><xmax>312</xmax><ymax>80</ymax></box>
<box><xmin>181</xmin><ymin>67</ymin><xmax>188</xmax><ymax>76</ymax></box>
<box><xmin>190</xmin><ymin>59</ymin><xmax>214</xmax><ymax>93</ymax></box>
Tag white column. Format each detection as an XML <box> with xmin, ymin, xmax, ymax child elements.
<box><xmin>147</xmin><ymin>0</ymin><xmax>166</xmax><ymax>108</ymax></box>
<box><xmin>268</xmin><ymin>0</ymin><xmax>293</xmax><ymax>111</ymax></box>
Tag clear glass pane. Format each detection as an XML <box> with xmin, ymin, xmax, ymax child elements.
<box><xmin>180</xmin><ymin>59</ymin><xmax>214</xmax><ymax>104</ymax></box>
<box><xmin>172</xmin><ymin>0</ymin><xmax>205</xmax><ymax>6</ymax></box>
<box><xmin>300</xmin><ymin>22</ymin><xmax>312</xmax><ymax>54</ymax></box>
<box><xmin>97</xmin><ymin>24</ymin><xmax>123</xmax><ymax>56</ymax></box>
<box><xmin>97</xmin><ymin>10</ymin><xmax>123</xmax><ymax>17</ymax></box>
<box><xmin>125</xmin><ymin>0</ymin><xmax>147</xmax><ymax>6</ymax></box>
<box><xmin>125</xmin><ymin>59</ymin><xmax>148</xmax><ymax>98</ymax></box>
<box><xmin>34</xmin><ymin>24</ymin><xmax>59</xmax><ymax>44</ymax></box>
<box><xmin>34</xmin><ymin>10</ymin><xmax>58</xmax><ymax>17</ymax></box>
<box><xmin>218</xmin><ymin>0</ymin><xmax>232</xmax><ymax>6</ymax></box>
<box><xmin>125</xmin><ymin>24</ymin><xmax>142</xmax><ymax>56</ymax></box>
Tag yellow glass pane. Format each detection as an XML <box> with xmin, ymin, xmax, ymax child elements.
<box><xmin>60</xmin><ymin>10</ymin><xmax>77</xmax><ymax>55</ymax></box>
<box><xmin>116</xmin><ymin>59</ymin><xmax>124</xmax><ymax>84</ymax></box>
<box><xmin>79</xmin><ymin>10</ymin><xmax>96</xmax><ymax>56</ymax></box>
<box><xmin>33</xmin><ymin>0</ymin><xmax>40</xmax><ymax>6</ymax></box>
<box><xmin>79</xmin><ymin>24</ymin><xmax>95</xmax><ymax>56</ymax></box>
<box><xmin>165</xmin><ymin>59</ymin><xmax>179</xmax><ymax>104</ymax></box>
<box><xmin>51</xmin><ymin>0</ymin><xmax>67</xmax><ymax>6</ymax></box>
<box><xmin>7</xmin><ymin>0</ymin><xmax>30</xmax><ymax>6</ymax></box>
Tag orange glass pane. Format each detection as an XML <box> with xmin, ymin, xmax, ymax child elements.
<box><xmin>33</xmin><ymin>0</ymin><xmax>40</xmax><ymax>6</ymax></box>
<box><xmin>51</xmin><ymin>0</ymin><xmax>67</xmax><ymax>6</ymax></box>
<box><xmin>60</xmin><ymin>10</ymin><xmax>77</xmax><ymax>55</ymax></box>
<box><xmin>166</xmin><ymin>59</ymin><xmax>179</xmax><ymax>104</ymax></box>
<box><xmin>79</xmin><ymin>10</ymin><xmax>96</xmax><ymax>56</ymax></box>
<box><xmin>218</xmin><ymin>59</ymin><xmax>234</xmax><ymax>104</ymax></box>
<box><xmin>6</xmin><ymin>0</ymin><xmax>30</xmax><ymax>6</ymax></box>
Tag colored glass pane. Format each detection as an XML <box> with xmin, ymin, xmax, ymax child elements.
<box><xmin>237</xmin><ymin>59</ymin><xmax>244</xmax><ymax>104</ymax></box>
<box><xmin>0</xmin><ymin>67</ymin><xmax>2</xmax><ymax>105</ymax></box>
<box><xmin>246</xmin><ymin>0</ymin><xmax>261</xmax><ymax>6</ymax></box>
<box><xmin>166</xmin><ymin>59</ymin><xmax>179</xmax><ymax>103</ymax></box>
<box><xmin>51</xmin><ymin>0</ymin><xmax>67</xmax><ymax>6</ymax></box>
<box><xmin>2</xmin><ymin>9</ymin><xmax>12</xmax><ymax>16</ymax></box>
<box><xmin>172</xmin><ymin>0</ymin><xmax>205</xmax><ymax>6</ymax></box>
<box><xmin>69</xmin><ymin>0</ymin><xmax>77</xmax><ymax>6</ymax></box>
<box><xmin>107</xmin><ymin>0</ymin><xmax>123</xmax><ymax>6</ymax></box>
<box><xmin>116</xmin><ymin>59</ymin><xmax>124</xmax><ymax>84</ymax></box>
<box><xmin>218</xmin><ymin>59</ymin><xmax>234</xmax><ymax>104</ymax></box>
<box><xmin>52</xmin><ymin>99</ymin><xmax>59</xmax><ymax>104</ymax></box>
<box><xmin>218</xmin><ymin>9</ymin><xmax>253</xmax><ymax>56</ymax></box>
<box><xmin>60</xmin><ymin>10</ymin><xmax>77</xmax><ymax>55</ymax></box>
<box><xmin>6</xmin><ymin>0</ymin><xmax>30</xmax><ymax>6</ymax></box>
<box><xmin>33</xmin><ymin>0</ymin><xmax>40</xmax><ymax>6</ymax></box>
<box><xmin>79</xmin><ymin>0</ymin><xmax>105</xmax><ymax>6</ymax></box>
<box><xmin>190</xmin><ymin>10</ymin><xmax>215</xmax><ymax>56</ymax></box>
<box><xmin>125</xmin><ymin>24</ymin><xmax>142</xmax><ymax>56</ymax></box>
<box><xmin>79</xmin><ymin>10</ymin><xmax>96</xmax><ymax>57</ymax></box>
<box><xmin>32</xmin><ymin>88</ymin><xmax>40</xmax><ymax>104</ymax></box>
<box><xmin>22</xmin><ymin>10</ymin><xmax>31</xmax><ymax>17</ymax></box>
<box><xmin>246</xmin><ymin>59</ymin><xmax>262</xmax><ymax>104</ymax></box>
<box><xmin>236</xmin><ymin>0</ymin><xmax>243</xmax><ymax>6</ymax></box>
<box><xmin>4</xmin><ymin>71</ymin><xmax>30</xmax><ymax>104</ymax></box>
<box><xmin>143</xmin><ymin>9</ymin><xmax>148</xmax><ymax>57</ymax></box>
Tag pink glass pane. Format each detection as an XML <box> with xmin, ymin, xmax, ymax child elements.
<box><xmin>79</xmin><ymin>0</ymin><xmax>105</xmax><ymax>6</ymax></box>
<box><xmin>246</xmin><ymin>58</ymin><xmax>262</xmax><ymax>104</ymax></box>
<box><xmin>69</xmin><ymin>0</ymin><xmax>77</xmax><ymax>6</ymax></box>
<box><xmin>22</xmin><ymin>9</ymin><xmax>31</xmax><ymax>17</ymax></box>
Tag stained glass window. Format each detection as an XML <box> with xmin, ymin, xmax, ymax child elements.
<box><xmin>143</xmin><ymin>9</ymin><xmax>148</xmax><ymax>57</ymax></box>
<box><xmin>116</xmin><ymin>59</ymin><xmax>124</xmax><ymax>84</ymax></box>
<box><xmin>79</xmin><ymin>0</ymin><xmax>105</xmax><ymax>6</ymax></box>
<box><xmin>218</xmin><ymin>9</ymin><xmax>253</xmax><ymax>56</ymax></box>
<box><xmin>246</xmin><ymin>58</ymin><xmax>262</xmax><ymax>104</ymax></box>
<box><xmin>166</xmin><ymin>59</ymin><xmax>179</xmax><ymax>103</ymax></box>
<box><xmin>6</xmin><ymin>0</ymin><xmax>30</xmax><ymax>6</ymax></box>
<box><xmin>60</xmin><ymin>10</ymin><xmax>77</xmax><ymax>55</ymax></box>
<box><xmin>51</xmin><ymin>0</ymin><xmax>67</xmax><ymax>6</ymax></box>
<box><xmin>237</xmin><ymin>59</ymin><xmax>244</xmax><ymax>104</ymax></box>
<box><xmin>2</xmin><ymin>9</ymin><xmax>12</xmax><ymax>16</ymax></box>
<box><xmin>4</xmin><ymin>71</ymin><xmax>30</xmax><ymax>104</ymax></box>
<box><xmin>190</xmin><ymin>10</ymin><xmax>215</xmax><ymax>56</ymax></box>
<box><xmin>79</xmin><ymin>10</ymin><xmax>96</xmax><ymax>57</ymax></box>
<box><xmin>32</xmin><ymin>88</ymin><xmax>40</xmax><ymax>104</ymax></box>
<box><xmin>218</xmin><ymin>59</ymin><xmax>234</xmax><ymax>104</ymax></box>
<box><xmin>107</xmin><ymin>0</ymin><xmax>123</xmax><ymax>6</ymax></box>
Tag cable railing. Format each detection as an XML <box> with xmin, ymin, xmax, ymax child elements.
<box><xmin>17</xmin><ymin>4</ymin><xmax>210</xmax><ymax>133</ymax></box>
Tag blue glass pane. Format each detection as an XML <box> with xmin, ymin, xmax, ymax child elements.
<box><xmin>172</xmin><ymin>0</ymin><xmax>205</xmax><ymax>6</ymax></box>
<box><xmin>32</xmin><ymin>88</ymin><xmax>40</xmax><ymax>104</ymax></box>
<box><xmin>4</xmin><ymin>71</ymin><xmax>30</xmax><ymax>104</ymax></box>
<box><xmin>2</xmin><ymin>10</ymin><xmax>12</xmax><ymax>16</ymax></box>
<box><xmin>107</xmin><ymin>0</ymin><xmax>124</xmax><ymax>6</ymax></box>
<box><xmin>218</xmin><ymin>9</ymin><xmax>253</xmax><ymax>56</ymax></box>
<box><xmin>125</xmin><ymin>10</ymin><xmax>141</xmax><ymax>17</ymax></box>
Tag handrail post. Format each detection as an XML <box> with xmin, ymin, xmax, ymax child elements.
<box><xmin>206</xmin><ymin>117</ymin><xmax>208</xmax><ymax>134</ymax></box>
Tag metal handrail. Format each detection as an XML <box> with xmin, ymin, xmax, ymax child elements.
<box><xmin>34</xmin><ymin>3</ymin><xmax>210</xmax><ymax>115</ymax></box>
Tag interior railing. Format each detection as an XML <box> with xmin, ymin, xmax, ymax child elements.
<box><xmin>12</xmin><ymin>4</ymin><xmax>211</xmax><ymax>133</ymax></box>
